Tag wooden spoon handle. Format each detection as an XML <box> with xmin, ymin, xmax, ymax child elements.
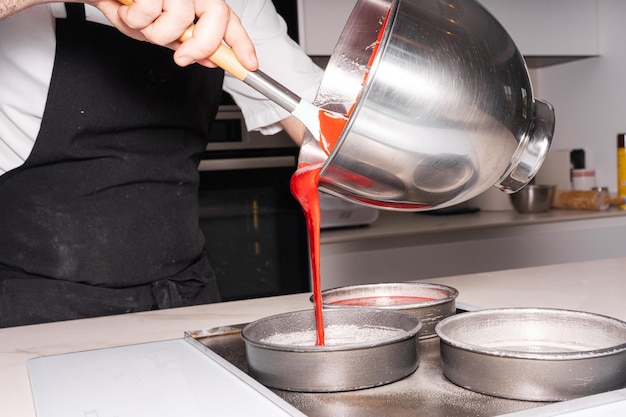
<box><xmin>117</xmin><ymin>0</ymin><xmax>249</xmax><ymax>80</ymax></box>
<box><xmin>208</xmin><ymin>45</ymin><xmax>249</xmax><ymax>81</ymax></box>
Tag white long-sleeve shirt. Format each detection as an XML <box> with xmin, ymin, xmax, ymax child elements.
<box><xmin>0</xmin><ymin>0</ymin><xmax>323</xmax><ymax>174</ymax></box>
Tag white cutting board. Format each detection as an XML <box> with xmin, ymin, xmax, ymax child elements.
<box><xmin>28</xmin><ymin>338</ymin><xmax>305</xmax><ymax>417</ymax></box>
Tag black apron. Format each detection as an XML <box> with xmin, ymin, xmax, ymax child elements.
<box><xmin>0</xmin><ymin>4</ymin><xmax>223</xmax><ymax>327</ymax></box>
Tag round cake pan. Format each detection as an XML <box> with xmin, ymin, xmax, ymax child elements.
<box><xmin>317</xmin><ymin>282</ymin><xmax>458</xmax><ymax>338</ymax></box>
<box><xmin>241</xmin><ymin>308</ymin><xmax>422</xmax><ymax>392</ymax></box>
<box><xmin>435</xmin><ymin>308</ymin><xmax>626</xmax><ymax>401</ymax></box>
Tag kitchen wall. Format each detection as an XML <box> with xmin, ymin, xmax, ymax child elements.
<box><xmin>533</xmin><ymin>0</ymin><xmax>626</xmax><ymax>192</ymax></box>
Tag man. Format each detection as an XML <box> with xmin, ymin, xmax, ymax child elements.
<box><xmin>0</xmin><ymin>0</ymin><xmax>323</xmax><ymax>327</ymax></box>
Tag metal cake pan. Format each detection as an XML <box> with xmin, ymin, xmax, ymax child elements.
<box><xmin>435</xmin><ymin>307</ymin><xmax>626</xmax><ymax>401</ymax></box>
<box><xmin>318</xmin><ymin>282</ymin><xmax>458</xmax><ymax>338</ymax></box>
<box><xmin>241</xmin><ymin>308</ymin><xmax>422</xmax><ymax>392</ymax></box>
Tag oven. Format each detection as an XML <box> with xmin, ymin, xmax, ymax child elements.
<box><xmin>198</xmin><ymin>98</ymin><xmax>311</xmax><ymax>301</ymax></box>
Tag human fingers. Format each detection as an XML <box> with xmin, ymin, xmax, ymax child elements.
<box><xmin>173</xmin><ymin>0</ymin><xmax>257</xmax><ymax>70</ymax></box>
<box><xmin>117</xmin><ymin>0</ymin><xmax>195</xmax><ymax>46</ymax></box>
<box><xmin>222</xmin><ymin>9</ymin><xmax>258</xmax><ymax>71</ymax></box>
<box><xmin>94</xmin><ymin>1</ymin><xmax>145</xmax><ymax>41</ymax></box>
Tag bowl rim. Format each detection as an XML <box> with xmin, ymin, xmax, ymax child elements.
<box><xmin>435</xmin><ymin>307</ymin><xmax>626</xmax><ymax>360</ymax></box>
<box><xmin>241</xmin><ymin>308</ymin><xmax>422</xmax><ymax>352</ymax></box>
<box><xmin>314</xmin><ymin>282</ymin><xmax>459</xmax><ymax>309</ymax></box>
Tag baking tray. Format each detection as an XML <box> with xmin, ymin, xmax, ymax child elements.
<box><xmin>240</xmin><ymin>309</ymin><xmax>422</xmax><ymax>392</ymax></box>
<box><xmin>318</xmin><ymin>282</ymin><xmax>458</xmax><ymax>338</ymax></box>
<box><xmin>436</xmin><ymin>308</ymin><xmax>626</xmax><ymax>402</ymax></box>
<box><xmin>186</xmin><ymin>323</ymin><xmax>547</xmax><ymax>416</ymax></box>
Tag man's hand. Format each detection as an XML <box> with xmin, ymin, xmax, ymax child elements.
<box><xmin>91</xmin><ymin>0</ymin><xmax>258</xmax><ymax>70</ymax></box>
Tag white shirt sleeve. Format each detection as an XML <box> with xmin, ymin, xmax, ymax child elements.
<box><xmin>225</xmin><ymin>0</ymin><xmax>324</xmax><ymax>135</ymax></box>
<box><xmin>0</xmin><ymin>5</ymin><xmax>56</xmax><ymax>174</ymax></box>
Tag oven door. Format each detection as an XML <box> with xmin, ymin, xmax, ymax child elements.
<box><xmin>198</xmin><ymin>148</ymin><xmax>311</xmax><ymax>301</ymax></box>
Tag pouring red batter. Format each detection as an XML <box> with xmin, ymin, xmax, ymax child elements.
<box><xmin>290</xmin><ymin>163</ymin><xmax>324</xmax><ymax>344</ymax></box>
<box><xmin>291</xmin><ymin>9</ymin><xmax>390</xmax><ymax>346</ymax></box>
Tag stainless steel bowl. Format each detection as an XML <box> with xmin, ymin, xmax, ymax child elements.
<box><xmin>301</xmin><ymin>0</ymin><xmax>555</xmax><ymax>211</ymax></box>
<box><xmin>318</xmin><ymin>282</ymin><xmax>458</xmax><ymax>338</ymax></box>
<box><xmin>435</xmin><ymin>308</ymin><xmax>626</xmax><ymax>401</ymax></box>
<box><xmin>241</xmin><ymin>308</ymin><xmax>422</xmax><ymax>392</ymax></box>
<box><xmin>509</xmin><ymin>184</ymin><xmax>556</xmax><ymax>213</ymax></box>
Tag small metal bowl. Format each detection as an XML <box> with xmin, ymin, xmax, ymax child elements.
<box><xmin>317</xmin><ymin>282</ymin><xmax>458</xmax><ymax>338</ymax></box>
<box><xmin>435</xmin><ymin>308</ymin><xmax>626</xmax><ymax>401</ymax></box>
<box><xmin>509</xmin><ymin>184</ymin><xmax>556</xmax><ymax>213</ymax></box>
<box><xmin>241</xmin><ymin>308</ymin><xmax>422</xmax><ymax>392</ymax></box>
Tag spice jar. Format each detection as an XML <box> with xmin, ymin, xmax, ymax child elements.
<box><xmin>571</xmin><ymin>169</ymin><xmax>596</xmax><ymax>190</ymax></box>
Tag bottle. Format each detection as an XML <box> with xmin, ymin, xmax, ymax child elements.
<box><xmin>618</xmin><ymin>134</ymin><xmax>626</xmax><ymax>210</ymax></box>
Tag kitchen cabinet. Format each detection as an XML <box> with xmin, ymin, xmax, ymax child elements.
<box><xmin>297</xmin><ymin>0</ymin><xmax>599</xmax><ymax>65</ymax></box>
<box><xmin>320</xmin><ymin>210</ymin><xmax>626</xmax><ymax>289</ymax></box>
<box><xmin>296</xmin><ymin>0</ymin><xmax>357</xmax><ymax>55</ymax></box>
<box><xmin>479</xmin><ymin>0</ymin><xmax>599</xmax><ymax>65</ymax></box>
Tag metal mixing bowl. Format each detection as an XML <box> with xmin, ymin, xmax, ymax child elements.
<box><xmin>509</xmin><ymin>184</ymin><xmax>556</xmax><ymax>213</ymax></box>
<box><xmin>241</xmin><ymin>308</ymin><xmax>422</xmax><ymax>392</ymax></box>
<box><xmin>435</xmin><ymin>308</ymin><xmax>626</xmax><ymax>401</ymax></box>
<box><xmin>301</xmin><ymin>0</ymin><xmax>555</xmax><ymax>211</ymax></box>
<box><xmin>318</xmin><ymin>282</ymin><xmax>458</xmax><ymax>338</ymax></box>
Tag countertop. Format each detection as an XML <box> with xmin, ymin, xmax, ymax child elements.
<box><xmin>3</xmin><ymin>257</ymin><xmax>626</xmax><ymax>416</ymax></box>
<box><xmin>321</xmin><ymin>208</ymin><xmax>626</xmax><ymax>244</ymax></box>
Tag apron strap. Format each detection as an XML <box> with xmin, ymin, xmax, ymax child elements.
<box><xmin>64</xmin><ymin>3</ymin><xmax>86</xmax><ymax>21</ymax></box>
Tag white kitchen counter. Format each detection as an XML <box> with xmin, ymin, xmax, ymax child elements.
<box><xmin>3</xmin><ymin>256</ymin><xmax>626</xmax><ymax>416</ymax></box>
<box><xmin>321</xmin><ymin>208</ymin><xmax>626</xmax><ymax>244</ymax></box>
